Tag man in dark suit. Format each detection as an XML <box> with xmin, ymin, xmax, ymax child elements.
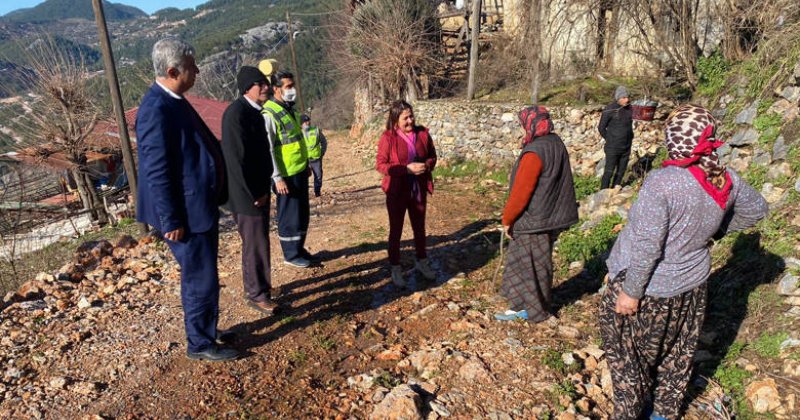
<box><xmin>136</xmin><ymin>38</ymin><xmax>239</xmax><ymax>361</ymax></box>
<box><xmin>221</xmin><ymin>66</ymin><xmax>280</xmax><ymax>315</ymax></box>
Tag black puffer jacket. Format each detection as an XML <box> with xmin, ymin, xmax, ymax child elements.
<box><xmin>598</xmin><ymin>102</ymin><xmax>634</xmax><ymax>151</ymax></box>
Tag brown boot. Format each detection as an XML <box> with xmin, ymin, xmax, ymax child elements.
<box><xmin>247</xmin><ymin>299</ymin><xmax>279</xmax><ymax>315</ymax></box>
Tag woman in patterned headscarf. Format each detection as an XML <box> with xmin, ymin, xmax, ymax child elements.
<box><xmin>495</xmin><ymin>106</ymin><xmax>579</xmax><ymax>322</ymax></box>
<box><xmin>599</xmin><ymin>104</ymin><xmax>768</xmax><ymax>419</ymax></box>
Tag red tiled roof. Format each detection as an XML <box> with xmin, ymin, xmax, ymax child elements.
<box><xmin>123</xmin><ymin>94</ymin><xmax>229</xmax><ymax>141</ymax></box>
<box><xmin>185</xmin><ymin>95</ymin><xmax>228</xmax><ymax>140</ymax></box>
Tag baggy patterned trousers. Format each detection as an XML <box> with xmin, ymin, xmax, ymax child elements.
<box><xmin>599</xmin><ymin>271</ymin><xmax>707</xmax><ymax>419</ymax></box>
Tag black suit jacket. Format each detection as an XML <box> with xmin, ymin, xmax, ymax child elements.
<box><xmin>221</xmin><ymin>97</ymin><xmax>273</xmax><ymax>216</ymax></box>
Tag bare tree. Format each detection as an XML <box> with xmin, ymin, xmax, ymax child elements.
<box><xmin>716</xmin><ymin>0</ymin><xmax>800</xmax><ymax>60</ymax></box>
<box><xmin>12</xmin><ymin>37</ymin><xmax>110</xmax><ymax>225</ymax></box>
<box><xmin>340</xmin><ymin>0</ymin><xmax>443</xmax><ymax>103</ymax></box>
<box><xmin>194</xmin><ymin>57</ymin><xmax>244</xmax><ymax>102</ymax></box>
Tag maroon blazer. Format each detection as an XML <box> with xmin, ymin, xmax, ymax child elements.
<box><xmin>376</xmin><ymin>126</ymin><xmax>437</xmax><ymax>197</ymax></box>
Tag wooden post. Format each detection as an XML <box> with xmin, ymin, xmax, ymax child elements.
<box><xmin>91</xmin><ymin>0</ymin><xmax>140</xmax><ymax>219</ymax></box>
<box><xmin>286</xmin><ymin>11</ymin><xmax>306</xmax><ymax>113</ymax></box>
<box><xmin>466</xmin><ymin>0</ymin><xmax>482</xmax><ymax>100</ymax></box>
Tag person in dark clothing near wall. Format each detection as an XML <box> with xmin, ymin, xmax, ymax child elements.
<box><xmin>221</xmin><ymin>66</ymin><xmax>280</xmax><ymax>316</ymax></box>
<box><xmin>495</xmin><ymin>106</ymin><xmax>579</xmax><ymax>323</ymax></box>
<box><xmin>598</xmin><ymin>85</ymin><xmax>634</xmax><ymax>189</ymax></box>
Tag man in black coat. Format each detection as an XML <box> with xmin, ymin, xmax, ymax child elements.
<box><xmin>598</xmin><ymin>85</ymin><xmax>634</xmax><ymax>189</ymax></box>
<box><xmin>221</xmin><ymin>66</ymin><xmax>279</xmax><ymax>315</ymax></box>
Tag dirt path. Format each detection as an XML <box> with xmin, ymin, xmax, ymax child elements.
<box><xmin>3</xmin><ymin>132</ymin><xmax>610</xmax><ymax>419</ymax></box>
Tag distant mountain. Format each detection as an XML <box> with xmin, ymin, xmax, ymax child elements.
<box><xmin>3</xmin><ymin>0</ymin><xmax>147</xmax><ymax>23</ymax></box>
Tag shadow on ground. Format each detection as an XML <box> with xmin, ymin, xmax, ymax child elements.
<box><xmin>229</xmin><ymin>218</ymin><xmax>497</xmax><ymax>352</ymax></box>
<box><xmin>687</xmin><ymin>232</ymin><xmax>785</xmax><ymax>410</ymax></box>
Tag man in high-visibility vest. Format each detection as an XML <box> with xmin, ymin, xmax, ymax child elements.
<box><xmin>262</xmin><ymin>70</ymin><xmax>313</xmax><ymax>268</ymax></box>
<box><xmin>301</xmin><ymin>114</ymin><xmax>328</xmax><ymax>198</ymax></box>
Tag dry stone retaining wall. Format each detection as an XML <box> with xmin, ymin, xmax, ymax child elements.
<box><xmin>412</xmin><ymin>100</ymin><xmax>667</xmax><ymax>176</ymax></box>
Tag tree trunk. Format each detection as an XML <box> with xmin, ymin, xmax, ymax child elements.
<box><xmin>71</xmin><ymin>167</ymin><xmax>108</xmax><ymax>225</ymax></box>
<box><xmin>595</xmin><ymin>0</ymin><xmax>611</xmax><ymax>69</ymax></box>
<box><xmin>466</xmin><ymin>0</ymin><xmax>482</xmax><ymax>100</ymax></box>
<box><xmin>529</xmin><ymin>0</ymin><xmax>543</xmax><ymax>104</ymax></box>
<box><xmin>604</xmin><ymin>0</ymin><xmax>621</xmax><ymax>71</ymax></box>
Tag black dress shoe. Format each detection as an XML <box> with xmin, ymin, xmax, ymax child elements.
<box><xmin>187</xmin><ymin>345</ymin><xmax>241</xmax><ymax>362</ymax></box>
<box><xmin>215</xmin><ymin>330</ymin><xmax>236</xmax><ymax>345</ymax></box>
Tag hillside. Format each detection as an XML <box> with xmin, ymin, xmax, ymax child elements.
<box><xmin>3</xmin><ymin>0</ymin><xmax>147</xmax><ymax>23</ymax></box>
<box><xmin>0</xmin><ymin>0</ymin><xmax>337</xmax><ymax>105</ymax></box>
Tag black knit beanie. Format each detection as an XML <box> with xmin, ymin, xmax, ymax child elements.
<box><xmin>236</xmin><ymin>66</ymin><xmax>268</xmax><ymax>95</ymax></box>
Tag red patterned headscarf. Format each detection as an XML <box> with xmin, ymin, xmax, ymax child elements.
<box><xmin>518</xmin><ymin>105</ymin><xmax>554</xmax><ymax>146</ymax></box>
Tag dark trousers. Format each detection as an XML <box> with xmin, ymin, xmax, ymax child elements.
<box><xmin>386</xmin><ymin>192</ymin><xmax>427</xmax><ymax>265</ymax></box>
<box><xmin>309</xmin><ymin>159</ymin><xmax>323</xmax><ymax>197</ymax></box>
<box><xmin>276</xmin><ymin>171</ymin><xmax>310</xmax><ymax>262</ymax></box>
<box><xmin>165</xmin><ymin>225</ymin><xmax>220</xmax><ymax>353</ymax></box>
<box><xmin>233</xmin><ymin>208</ymin><xmax>272</xmax><ymax>303</ymax></box>
<box><xmin>601</xmin><ymin>148</ymin><xmax>631</xmax><ymax>189</ymax></box>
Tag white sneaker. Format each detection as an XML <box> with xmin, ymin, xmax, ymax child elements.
<box><xmin>390</xmin><ymin>265</ymin><xmax>406</xmax><ymax>287</ymax></box>
<box><xmin>415</xmin><ymin>258</ymin><xmax>436</xmax><ymax>281</ymax></box>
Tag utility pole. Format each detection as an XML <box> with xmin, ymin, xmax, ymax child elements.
<box><xmin>466</xmin><ymin>0</ymin><xmax>482</xmax><ymax>100</ymax></box>
<box><xmin>91</xmin><ymin>0</ymin><xmax>139</xmax><ymax>213</ymax></box>
<box><xmin>286</xmin><ymin>11</ymin><xmax>306</xmax><ymax>112</ymax></box>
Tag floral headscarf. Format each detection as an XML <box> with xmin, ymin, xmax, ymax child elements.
<box><xmin>518</xmin><ymin>105</ymin><xmax>554</xmax><ymax>147</ymax></box>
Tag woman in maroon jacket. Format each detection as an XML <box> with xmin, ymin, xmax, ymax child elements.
<box><xmin>376</xmin><ymin>100</ymin><xmax>437</xmax><ymax>287</ymax></box>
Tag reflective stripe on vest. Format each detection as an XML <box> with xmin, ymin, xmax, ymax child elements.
<box><xmin>262</xmin><ymin>101</ymin><xmax>307</xmax><ymax>177</ymax></box>
<box><xmin>305</xmin><ymin>126</ymin><xmax>322</xmax><ymax>160</ymax></box>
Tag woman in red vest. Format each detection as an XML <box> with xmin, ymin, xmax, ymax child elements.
<box><xmin>376</xmin><ymin>100</ymin><xmax>438</xmax><ymax>287</ymax></box>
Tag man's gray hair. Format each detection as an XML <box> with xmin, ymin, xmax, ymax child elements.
<box><xmin>152</xmin><ymin>38</ymin><xmax>195</xmax><ymax>78</ymax></box>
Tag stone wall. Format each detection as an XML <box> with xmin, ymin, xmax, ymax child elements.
<box><xmin>412</xmin><ymin>99</ymin><xmax>667</xmax><ymax>176</ymax></box>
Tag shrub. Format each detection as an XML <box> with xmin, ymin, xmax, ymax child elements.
<box><xmin>753</xmin><ymin>331</ymin><xmax>789</xmax><ymax>358</ymax></box>
<box><xmin>753</xmin><ymin>111</ymin><xmax>783</xmax><ymax>147</ymax></box>
<box><xmin>556</xmin><ymin>214</ymin><xmax>623</xmax><ymax>276</ymax></box>
<box><xmin>696</xmin><ymin>52</ymin><xmax>731</xmax><ymax>98</ymax></box>
<box><xmin>573</xmin><ymin>174</ymin><xmax>601</xmax><ymax>201</ymax></box>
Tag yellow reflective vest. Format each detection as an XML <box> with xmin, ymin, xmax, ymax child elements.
<box><xmin>305</xmin><ymin>126</ymin><xmax>322</xmax><ymax>160</ymax></box>
<box><xmin>262</xmin><ymin>100</ymin><xmax>307</xmax><ymax>177</ymax></box>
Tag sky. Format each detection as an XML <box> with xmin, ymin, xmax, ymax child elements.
<box><xmin>0</xmin><ymin>1</ymin><xmax>208</xmax><ymax>17</ymax></box>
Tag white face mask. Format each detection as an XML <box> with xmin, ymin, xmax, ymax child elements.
<box><xmin>282</xmin><ymin>88</ymin><xmax>297</xmax><ymax>102</ymax></box>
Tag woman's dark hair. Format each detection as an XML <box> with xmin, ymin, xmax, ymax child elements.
<box><xmin>386</xmin><ymin>100</ymin><xmax>414</xmax><ymax>131</ymax></box>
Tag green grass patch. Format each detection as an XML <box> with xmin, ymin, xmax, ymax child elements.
<box><xmin>549</xmin><ymin>379</ymin><xmax>578</xmax><ymax>408</ymax></box>
<box><xmin>556</xmin><ymin>214</ymin><xmax>623</xmax><ymax>276</ymax></box>
<box><xmin>288</xmin><ymin>350</ymin><xmax>307</xmax><ymax>365</ymax></box>
<box><xmin>435</xmin><ymin>160</ymin><xmax>510</xmax><ymax>183</ymax></box>
<box><xmin>752</xmin><ymin>331</ymin><xmax>789</xmax><ymax>358</ymax></box>
<box><xmin>374</xmin><ymin>371</ymin><xmax>401</xmax><ymax>389</ymax></box>
<box><xmin>277</xmin><ymin>316</ymin><xmax>297</xmax><ymax>326</ymax></box>
<box><xmin>743</xmin><ymin>163</ymin><xmax>768</xmax><ymax>191</ymax></box>
<box><xmin>573</xmin><ymin>174</ymin><xmax>601</xmax><ymax>201</ymax></box>
<box><xmin>696</xmin><ymin>51</ymin><xmax>732</xmax><ymax>98</ymax></box>
<box><xmin>714</xmin><ymin>342</ymin><xmax>750</xmax><ymax>391</ymax></box>
<box><xmin>753</xmin><ymin>111</ymin><xmax>783</xmax><ymax>148</ymax></box>
<box><xmin>540</xmin><ymin>348</ymin><xmax>579</xmax><ymax>376</ymax></box>
<box><xmin>313</xmin><ymin>334</ymin><xmax>336</xmax><ymax>351</ymax></box>
<box><xmin>757</xmin><ymin>213</ymin><xmax>796</xmax><ymax>258</ymax></box>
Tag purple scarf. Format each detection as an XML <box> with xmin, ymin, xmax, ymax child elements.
<box><xmin>396</xmin><ymin>129</ymin><xmax>422</xmax><ymax>202</ymax></box>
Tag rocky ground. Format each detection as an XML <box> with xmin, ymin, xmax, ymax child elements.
<box><xmin>1</xmin><ymin>125</ymin><xmax>800</xmax><ymax>419</ymax></box>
